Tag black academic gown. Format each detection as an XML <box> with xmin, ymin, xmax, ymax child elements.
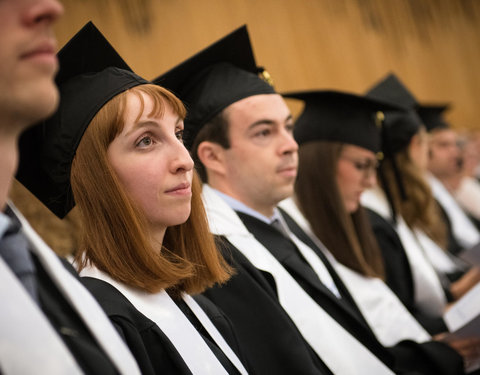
<box><xmin>366</xmin><ymin>208</ymin><xmax>450</xmax><ymax>335</ymax></box>
<box><xmin>202</xmin><ymin>237</ymin><xmax>333</xmax><ymax>375</ymax></box>
<box><xmin>31</xmin><ymin>256</ymin><xmax>120</xmax><ymax>375</ymax></box>
<box><xmin>435</xmin><ymin>199</ymin><xmax>465</xmax><ymax>257</ymax></box>
<box><xmin>82</xmin><ymin>277</ymin><xmax>246</xmax><ymax>375</ymax></box>
<box><xmin>238</xmin><ymin>210</ymin><xmax>464</xmax><ymax>375</ymax></box>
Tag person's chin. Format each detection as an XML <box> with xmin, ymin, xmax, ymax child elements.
<box><xmin>25</xmin><ymin>83</ymin><xmax>59</xmax><ymax>122</ymax></box>
<box><xmin>348</xmin><ymin>201</ymin><xmax>359</xmax><ymax>213</ymax></box>
<box><xmin>172</xmin><ymin>207</ymin><xmax>192</xmax><ymax>226</ymax></box>
<box><xmin>276</xmin><ymin>185</ymin><xmax>295</xmax><ymax>202</ymax></box>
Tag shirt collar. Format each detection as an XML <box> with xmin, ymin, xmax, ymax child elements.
<box><xmin>211</xmin><ymin>188</ymin><xmax>281</xmax><ymax>225</ymax></box>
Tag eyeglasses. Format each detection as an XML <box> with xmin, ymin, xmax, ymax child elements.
<box><xmin>340</xmin><ymin>156</ymin><xmax>379</xmax><ymax>178</ymax></box>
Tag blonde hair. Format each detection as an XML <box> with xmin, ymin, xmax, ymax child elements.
<box><xmin>295</xmin><ymin>141</ymin><xmax>385</xmax><ymax>279</ymax></box>
<box><xmin>71</xmin><ymin>84</ymin><xmax>231</xmax><ymax>294</ymax></box>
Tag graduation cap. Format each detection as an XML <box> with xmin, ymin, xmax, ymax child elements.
<box><xmin>16</xmin><ymin>21</ymin><xmax>148</xmax><ymax>218</ymax></box>
<box><xmin>153</xmin><ymin>25</ymin><xmax>276</xmax><ymax>150</ymax></box>
<box><xmin>365</xmin><ymin>73</ymin><xmax>423</xmax><ymax>154</ymax></box>
<box><xmin>365</xmin><ymin>73</ymin><xmax>418</xmax><ymax>109</ymax></box>
<box><xmin>283</xmin><ymin>90</ymin><xmax>399</xmax><ymax>153</ymax></box>
<box><xmin>417</xmin><ymin>104</ymin><xmax>451</xmax><ymax>132</ymax></box>
<box><xmin>364</xmin><ymin>73</ymin><xmax>424</xmax><ymax>217</ymax></box>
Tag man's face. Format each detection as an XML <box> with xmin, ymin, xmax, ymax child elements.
<box><xmin>428</xmin><ymin>128</ymin><xmax>461</xmax><ymax>179</ymax></box>
<box><xmin>0</xmin><ymin>0</ymin><xmax>63</xmax><ymax>130</ymax></box>
<box><xmin>218</xmin><ymin>94</ymin><xmax>298</xmax><ymax>217</ymax></box>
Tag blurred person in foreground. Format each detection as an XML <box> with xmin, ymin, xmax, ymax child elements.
<box><xmin>0</xmin><ymin>1</ymin><xmax>140</xmax><ymax>374</ymax></box>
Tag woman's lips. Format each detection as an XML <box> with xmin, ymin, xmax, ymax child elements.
<box><xmin>165</xmin><ymin>182</ymin><xmax>191</xmax><ymax>195</ymax></box>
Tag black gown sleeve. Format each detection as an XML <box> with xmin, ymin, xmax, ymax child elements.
<box><xmin>389</xmin><ymin>340</ymin><xmax>464</xmax><ymax>375</ymax></box>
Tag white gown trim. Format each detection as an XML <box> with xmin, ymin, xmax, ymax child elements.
<box><xmin>361</xmin><ymin>187</ymin><xmax>447</xmax><ymax>317</ymax></box>
<box><xmin>203</xmin><ymin>185</ymin><xmax>394</xmax><ymax>375</ymax></box>
<box><xmin>80</xmin><ymin>266</ymin><xmax>248</xmax><ymax>375</ymax></box>
<box><xmin>279</xmin><ymin>197</ymin><xmax>431</xmax><ymax>346</ymax></box>
<box><xmin>0</xmin><ymin>251</ymin><xmax>82</xmax><ymax>374</ymax></box>
<box><xmin>414</xmin><ymin>228</ymin><xmax>462</xmax><ymax>274</ymax></box>
<box><xmin>428</xmin><ymin>173</ymin><xmax>480</xmax><ymax>249</ymax></box>
<box><xmin>1</xmin><ymin>203</ymin><xmax>140</xmax><ymax>375</ymax></box>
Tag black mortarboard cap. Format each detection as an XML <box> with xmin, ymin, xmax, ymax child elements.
<box><xmin>379</xmin><ymin>110</ymin><xmax>423</xmax><ymax>154</ymax></box>
<box><xmin>16</xmin><ymin>21</ymin><xmax>148</xmax><ymax>218</ymax></box>
<box><xmin>283</xmin><ymin>90</ymin><xmax>399</xmax><ymax>153</ymax></box>
<box><xmin>153</xmin><ymin>25</ymin><xmax>276</xmax><ymax>150</ymax></box>
<box><xmin>364</xmin><ymin>73</ymin><xmax>425</xmax><ymax>214</ymax></box>
<box><xmin>365</xmin><ymin>73</ymin><xmax>418</xmax><ymax>109</ymax></box>
<box><xmin>365</xmin><ymin>73</ymin><xmax>423</xmax><ymax>153</ymax></box>
<box><xmin>417</xmin><ymin>104</ymin><xmax>451</xmax><ymax>132</ymax></box>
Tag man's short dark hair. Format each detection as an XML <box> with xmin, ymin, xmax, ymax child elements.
<box><xmin>191</xmin><ymin>110</ymin><xmax>230</xmax><ymax>182</ymax></box>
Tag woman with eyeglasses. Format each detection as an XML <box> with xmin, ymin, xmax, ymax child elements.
<box><xmin>280</xmin><ymin>90</ymin><xmax>433</xmax><ymax>347</ymax></box>
<box><xmin>279</xmin><ymin>90</ymin><xmax>479</xmax><ymax>370</ymax></box>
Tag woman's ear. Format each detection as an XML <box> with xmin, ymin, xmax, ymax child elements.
<box><xmin>196</xmin><ymin>141</ymin><xmax>227</xmax><ymax>176</ymax></box>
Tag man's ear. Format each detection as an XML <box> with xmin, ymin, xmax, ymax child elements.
<box><xmin>197</xmin><ymin>141</ymin><xmax>227</xmax><ymax>176</ymax></box>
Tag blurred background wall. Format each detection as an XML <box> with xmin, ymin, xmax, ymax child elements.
<box><xmin>11</xmin><ymin>0</ymin><xmax>480</xmax><ymax>255</ymax></box>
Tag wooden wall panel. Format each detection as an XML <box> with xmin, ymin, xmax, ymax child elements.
<box><xmin>11</xmin><ymin>0</ymin><xmax>480</xmax><ymax>254</ymax></box>
<box><xmin>52</xmin><ymin>0</ymin><xmax>480</xmax><ymax>127</ymax></box>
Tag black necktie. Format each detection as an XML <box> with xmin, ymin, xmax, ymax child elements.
<box><xmin>0</xmin><ymin>208</ymin><xmax>39</xmax><ymax>304</ymax></box>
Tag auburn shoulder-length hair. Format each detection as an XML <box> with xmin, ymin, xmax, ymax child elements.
<box><xmin>295</xmin><ymin>141</ymin><xmax>385</xmax><ymax>279</ymax></box>
<box><xmin>379</xmin><ymin>135</ymin><xmax>448</xmax><ymax>249</ymax></box>
<box><xmin>71</xmin><ymin>84</ymin><xmax>231</xmax><ymax>295</ymax></box>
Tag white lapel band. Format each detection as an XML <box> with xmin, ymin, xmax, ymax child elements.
<box><xmin>81</xmin><ymin>266</ymin><xmax>247</xmax><ymax>375</ymax></box>
<box><xmin>10</xmin><ymin>204</ymin><xmax>141</xmax><ymax>375</ymax></box>
<box><xmin>203</xmin><ymin>185</ymin><xmax>394</xmax><ymax>375</ymax></box>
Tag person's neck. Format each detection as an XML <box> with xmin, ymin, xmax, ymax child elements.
<box><xmin>439</xmin><ymin>173</ymin><xmax>463</xmax><ymax>193</ymax></box>
<box><xmin>0</xmin><ymin>127</ymin><xmax>21</xmax><ymax>210</ymax></box>
<box><xmin>149</xmin><ymin>226</ymin><xmax>167</xmax><ymax>255</ymax></box>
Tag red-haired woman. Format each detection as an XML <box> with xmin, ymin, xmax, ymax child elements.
<box><xmin>18</xmin><ymin>23</ymin><xmax>248</xmax><ymax>375</ymax></box>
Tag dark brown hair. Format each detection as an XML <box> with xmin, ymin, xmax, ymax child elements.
<box><xmin>71</xmin><ymin>84</ymin><xmax>231</xmax><ymax>294</ymax></box>
<box><xmin>295</xmin><ymin>141</ymin><xmax>385</xmax><ymax>279</ymax></box>
<box><xmin>191</xmin><ymin>111</ymin><xmax>230</xmax><ymax>182</ymax></box>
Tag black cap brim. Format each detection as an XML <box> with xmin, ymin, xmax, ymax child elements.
<box><xmin>284</xmin><ymin>90</ymin><xmax>399</xmax><ymax>153</ymax></box>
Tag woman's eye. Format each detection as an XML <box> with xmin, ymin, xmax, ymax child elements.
<box><xmin>354</xmin><ymin>160</ymin><xmax>378</xmax><ymax>171</ymax></box>
<box><xmin>136</xmin><ymin>136</ymin><xmax>153</xmax><ymax>148</ymax></box>
<box><xmin>175</xmin><ymin>130</ymin><xmax>184</xmax><ymax>142</ymax></box>
<box><xmin>354</xmin><ymin>162</ymin><xmax>368</xmax><ymax>170</ymax></box>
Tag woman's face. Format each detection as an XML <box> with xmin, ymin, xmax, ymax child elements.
<box><xmin>336</xmin><ymin>144</ymin><xmax>378</xmax><ymax>213</ymax></box>
<box><xmin>107</xmin><ymin>92</ymin><xmax>194</xmax><ymax>236</ymax></box>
